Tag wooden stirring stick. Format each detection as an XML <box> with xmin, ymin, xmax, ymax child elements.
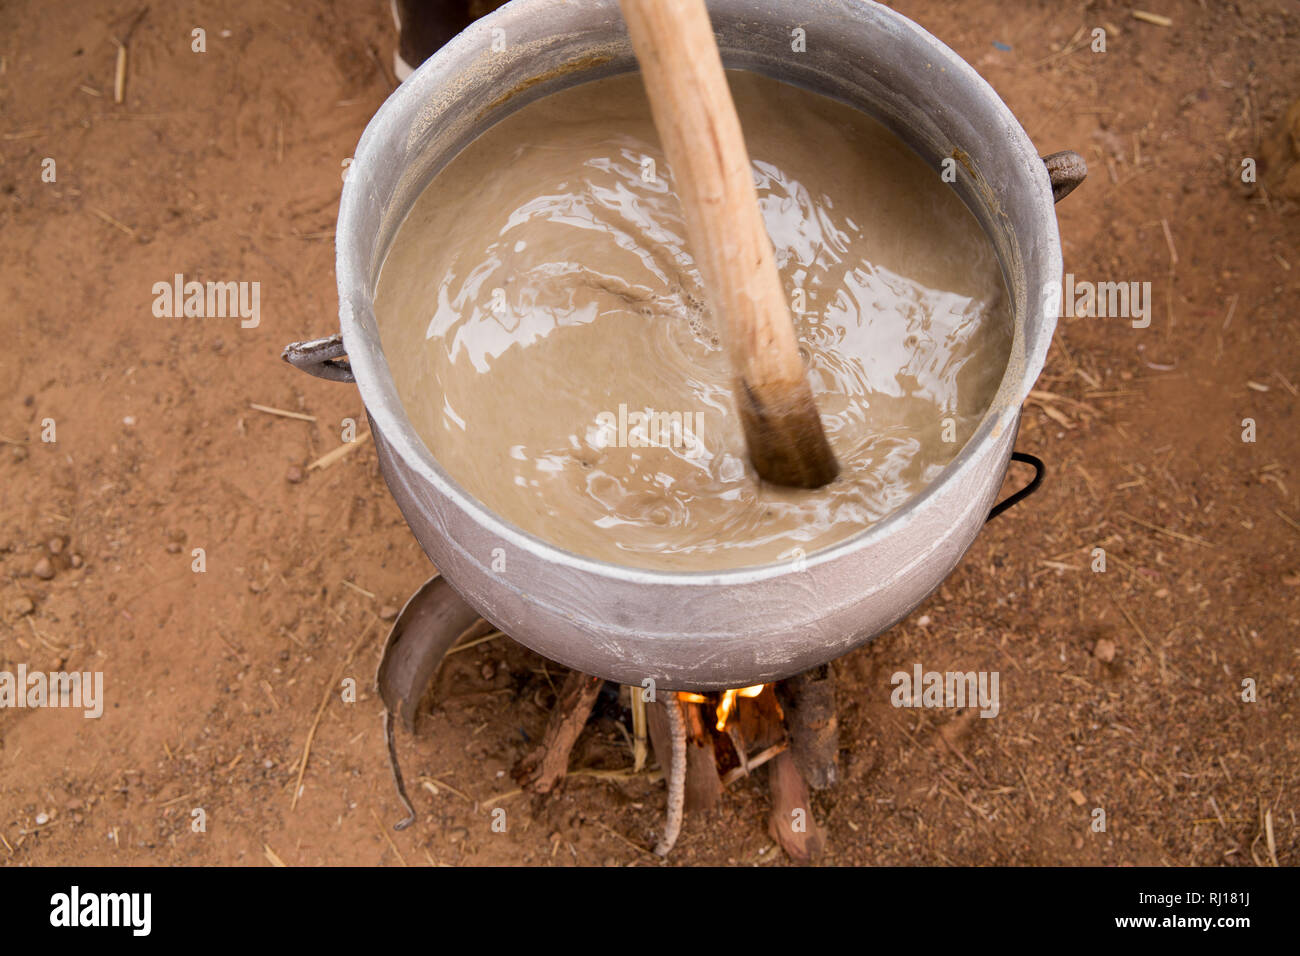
<box><xmin>619</xmin><ymin>0</ymin><xmax>839</xmax><ymax>488</ymax></box>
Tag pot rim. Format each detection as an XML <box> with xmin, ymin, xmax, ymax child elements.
<box><xmin>336</xmin><ymin>0</ymin><xmax>1060</xmax><ymax>588</ymax></box>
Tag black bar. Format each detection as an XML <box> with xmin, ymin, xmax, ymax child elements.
<box><xmin>0</xmin><ymin>865</ymin><xmax>1286</xmax><ymax>942</ymax></box>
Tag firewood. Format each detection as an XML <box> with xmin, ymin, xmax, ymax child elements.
<box><xmin>647</xmin><ymin>697</ymin><xmax>722</xmax><ymax>813</ymax></box>
<box><xmin>767</xmin><ymin>751</ymin><xmax>826</xmax><ymax>865</ymax></box>
<box><xmin>720</xmin><ymin>742</ymin><xmax>786</xmax><ymax>787</ymax></box>
<box><xmin>777</xmin><ymin>663</ymin><xmax>840</xmax><ymax>790</ymax></box>
<box><xmin>513</xmin><ymin>669</ymin><xmax>603</xmax><ymax>793</ymax></box>
<box><xmin>683</xmin><ymin>702</ymin><xmax>723</xmax><ymax>813</ymax></box>
<box><xmin>736</xmin><ymin>683</ymin><xmax>786</xmax><ymax>751</ymax></box>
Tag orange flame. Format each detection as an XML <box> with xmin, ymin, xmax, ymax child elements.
<box><xmin>672</xmin><ymin>685</ymin><xmax>770</xmax><ymax>732</ymax></box>
<box><xmin>714</xmin><ymin>684</ymin><xmax>766</xmax><ymax>731</ymax></box>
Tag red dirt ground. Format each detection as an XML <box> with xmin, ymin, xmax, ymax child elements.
<box><xmin>1</xmin><ymin>0</ymin><xmax>1296</xmax><ymax>866</ymax></box>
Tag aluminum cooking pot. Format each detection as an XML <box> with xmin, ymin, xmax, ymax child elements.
<box><xmin>285</xmin><ymin>0</ymin><xmax>1083</xmax><ymax>691</ymax></box>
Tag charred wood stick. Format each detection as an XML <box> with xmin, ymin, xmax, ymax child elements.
<box><xmin>777</xmin><ymin>663</ymin><xmax>839</xmax><ymax>790</ymax></box>
<box><xmin>513</xmin><ymin>669</ymin><xmax>603</xmax><ymax>793</ymax></box>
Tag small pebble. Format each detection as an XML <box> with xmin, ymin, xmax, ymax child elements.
<box><xmin>70</xmin><ymin>553</ymin><xmax>83</xmax><ymax>568</ymax></box>
<box><xmin>33</xmin><ymin>557</ymin><xmax>55</xmax><ymax>580</ymax></box>
<box><xmin>166</xmin><ymin>542</ymin><xmax>181</xmax><ymax>554</ymax></box>
<box><xmin>480</xmin><ymin>661</ymin><xmax>497</xmax><ymax>681</ymax></box>
<box><xmin>1093</xmin><ymin>638</ymin><xmax>1116</xmax><ymax>662</ymax></box>
<box><xmin>47</xmin><ymin>536</ymin><xmax>64</xmax><ymax>554</ymax></box>
<box><xmin>35</xmin><ymin>812</ymin><xmax>49</xmax><ymax>825</ymax></box>
<box><xmin>916</xmin><ymin>614</ymin><xmax>931</xmax><ymax>628</ymax></box>
<box><xmin>10</xmin><ymin>596</ymin><xmax>34</xmax><ymax>616</ymax></box>
<box><xmin>11</xmin><ymin>446</ymin><xmax>27</xmax><ymax>463</ymax></box>
<box><xmin>285</xmin><ymin>465</ymin><xmax>304</xmax><ymax>484</ymax></box>
<box><xmin>123</xmin><ymin>416</ymin><xmax>136</xmax><ymax>427</ymax></box>
<box><xmin>379</xmin><ymin>605</ymin><xmax>400</xmax><ymax>621</ymax></box>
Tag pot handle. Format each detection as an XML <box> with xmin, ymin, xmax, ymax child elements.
<box><xmin>281</xmin><ymin>333</ymin><xmax>355</xmax><ymax>383</ymax></box>
<box><xmin>986</xmin><ymin>451</ymin><xmax>1045</xmax><ymax>522</ymax></box>
<box><xmin>1043</xmin><ymin>151</ymin><xmax>1087</xmax><ymax>203</ymax></box>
